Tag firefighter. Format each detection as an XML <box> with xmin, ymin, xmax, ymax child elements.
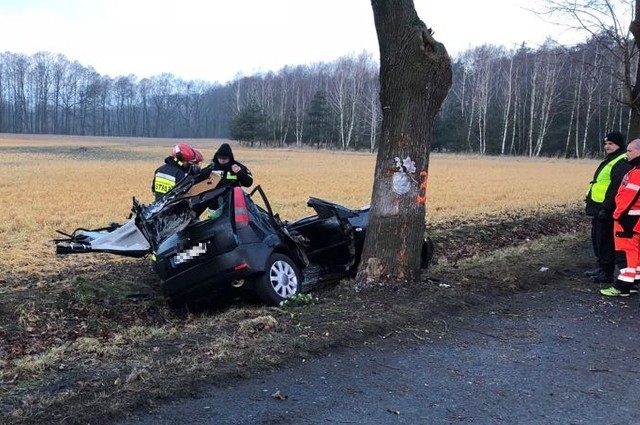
<box><xmin>584</xmin><ymin>131</ymin><xmax>632</xmax><ymax>284</ymax></box>
<box><xmin>601</xmin><ymin>139</ymin><xmax>640</xmax><ymax>297</ymax></box>
<box><xmin>152</xmin><ymin>143</ymin><xmax>203</xmax><ymax>201</ymax></box>
<box><xmin>211</xmin><ymin>143</ymin><xmax>253</xmax><ymax>188</ymax></box>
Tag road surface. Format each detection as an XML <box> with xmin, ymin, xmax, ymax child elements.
<box><xmin>110</xmin><ymin>279</ymin><xmax>640</xmax><ymax>425</ymax></box>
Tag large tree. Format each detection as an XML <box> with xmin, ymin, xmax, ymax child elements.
<box><xmin>356</xmin><ymin>0</ymin><xmax>452</xmax><ymax>284</ymax></box>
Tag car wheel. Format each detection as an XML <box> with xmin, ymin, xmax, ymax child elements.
<box><xmin>255</xmin><ymin>253</ymin><xmax>302</xmax><ymax>305</ymax></box>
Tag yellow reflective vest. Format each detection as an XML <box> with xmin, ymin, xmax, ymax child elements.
<box><xmin>587</xmin><ymin>152</ymin><xmax>627</xmax><ymax>203</ymax></box>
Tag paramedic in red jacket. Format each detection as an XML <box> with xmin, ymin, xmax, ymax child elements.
<box><xmin>601</xmin><ymin>138</ymin><xmax>640</xmax><ymax>297</ymax></box>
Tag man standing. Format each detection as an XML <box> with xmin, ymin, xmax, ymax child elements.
<box><xmin>584</xmin><ymin>131</ymin><xmax>632</xmax><ymax>283</ymax></box>
<box><xmin>601</xmin><ymin>139</ymin><xmax>640</xmax><ymax>297</ymax></box>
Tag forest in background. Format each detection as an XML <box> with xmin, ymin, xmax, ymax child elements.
<box><xmin>0</xmin><ymin>31</ymin><xmax>633</xmax><ymax>157</ymax></box>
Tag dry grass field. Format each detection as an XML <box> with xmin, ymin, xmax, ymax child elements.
<box><xmin>0</xmin><ymin>134</ymin><xmax>598</xmax><ymax>424</ymax></box>
<box><xmin>0</xmin><ymin>134</ymin><xmax>594</xmax><ymax>279</ymax></box>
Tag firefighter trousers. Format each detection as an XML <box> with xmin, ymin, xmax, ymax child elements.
<box><xmin>613</xmin><ymin>221</ymin><xmax>640</xmax><ymax>286</ymax></box>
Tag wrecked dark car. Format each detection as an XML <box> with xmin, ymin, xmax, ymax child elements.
<box><xmin>54</xmin><ymin>164</ymin><xmax>433</xmax><ymax>306</ymax></box>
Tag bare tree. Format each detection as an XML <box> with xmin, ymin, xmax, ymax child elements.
<box><xmin>292</xmin><ymin>69</ymin><xmax>308</xmax><ymax>148</ymax></box>
<box><xmin>500</xmin><ymin>50</ymin><xmax>515</xmax><ymax>155</ymax></box>
<box><xmin>469</xmin><ymin>46</ymin><xmax>497</xmax><ymax>154</ymax></box>
<box><xmin>541</xmin><ymin>0</ymin><xmax>640</xmax><ymax>136</ymax></box>
<box><xmin>565</xmin><ymin>49</ymin><xmax>584</xmax><ymax>157</ymax></box>
<box><xmin>458</xmin><ymin>53</ymin><xmax>479</xmax><ymax>151</ymax></box>
<box><xmin>113</xmin><ymin>75</ymin><xmax>139</xmax><ymax>136</ymax></box>
<box><xmin>532</xmin><ymin>46</ymin><xmax>564</xmax><ymax>156</ymax></box>
<box><xmin>356</xmin><ymin>0</ymin><xmax>452</xmax><ymax>284</ymax></box>
<box><xmin>6</xmin><ymin>53</ymin><xmax>30</xmax><ymax>133</ymax></box>
<box><xmin>508</xmin><ymin>58</ymin><xmax>522</xmax><ymax>155</ymax></box>
<box><xmin>327</xmin><ymin>56</ymin><xmax>362</xmax><ymax>149</ymax></box>
<box><xmin>31</xmin><ymin>51</ymin><xmax>55</xmax><ymax>134</ymax></box>
<box><xmin>577</xmin><ymin>45</ymin><xmax>603</xmax><ymax>155</ymax></box>
<box><xmin>364</xmin><ymin>71</ymin><xmax>381</xmax><ymax>152</ymax></box>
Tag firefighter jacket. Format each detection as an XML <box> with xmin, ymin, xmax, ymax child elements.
<box><xmin>211</xmin><ymin>161</ymin><xmax>253</xmax><ymax>188</ymax></box>
<box><xmin>211</xmin><ymin>143</ymin><xmax>253</xmax><ymax>188</ymax></box>
<box><xmin>152</xmin><ymin>156</ymin><xmax>189</xmax><ymax>200</ymax></box>
<box><xmin>585</xmin><ymin>149</ymin><xmax>631</xmax><ymax>217</ymax></box>
<box><xmin>613</xmin><ymin>158</ymin><xmax>640</xmax><ymax>235</ymax></box>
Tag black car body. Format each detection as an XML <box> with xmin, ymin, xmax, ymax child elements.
<box><xmin>287</xmin><ymin>197</ymin><xmax>368</xmax><ymax>277</ymax></box>
<box><xmin>149</xmin><ymin>183</ymin><xmax>310</xmax><ymax>305</ymax></box>
<box><xmin>54</xmin><ymin>164</ymin><xmax>432</xmax><ymax>306</ymax></box>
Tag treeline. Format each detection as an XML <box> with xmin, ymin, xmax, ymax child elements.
<box><xmin>0</xmin><ymin>34</ymin><xmax>630</xmax><ymax>156</ymax></box>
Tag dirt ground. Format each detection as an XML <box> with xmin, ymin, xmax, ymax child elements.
<box><xmin>110</xmin><ymin>236</ymin><xmax>640</xmax><ymax>425</ymax></box>
<box><xmin>4</xmin><ymin>208</ymin><xmax>627</xmax><ymax>425</ymax></box>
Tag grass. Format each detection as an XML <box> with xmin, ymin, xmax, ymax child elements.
<box><xmin>0</xmin><ymin>135</ymin><xmax>594</xmax><ymax>278</ymax></box>
<box><xmin>0</xmin><ymin>135</ymin><xmax>597</xmax><ymax>424</ymax></box>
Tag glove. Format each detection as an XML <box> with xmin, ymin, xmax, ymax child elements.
<box><xmin>597</xmin><ymin>209</ymin><xmax>611</xmax><ymax>220</ymax></box>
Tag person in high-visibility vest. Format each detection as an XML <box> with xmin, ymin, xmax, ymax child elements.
<box><xmin>210</xmin><ymin>143</ymin><xmax>253</xmax><ymax>188</ymax></box>
<box><xmin>584</xmin><ymin>131</ymin><xmax>632</xmax><ymax>284</ymax></box>
<box><xmin>152</xmin><ymin>143</ymin><xmax>203</xmax><ymax>201</ymax></box>
<box><xmin>601</xmin><ymin>139</ymin><xmax>640</xmax><ymax>297</ymax></box>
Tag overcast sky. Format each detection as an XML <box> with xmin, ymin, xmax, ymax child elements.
<box><xmin>0</xmin><ymin>0</ymin><xmax>583</xmax><ymax>83</ymax></box>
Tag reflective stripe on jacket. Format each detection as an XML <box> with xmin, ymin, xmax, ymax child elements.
<box><xmin>613</xmin><ymin>169</ymin><xmax>640</xmax><ymax>236</ymax></box>
<box><xmin>154</xmin><ymin>172</ymin><xmax>178</xmax><ymax>195</ymax></box>
<box><xmin>152</xmin><ymin>157</ymin><xmax>188</xmax><ymax>200</ymax></box>
<box><xmin>615</xmin><ymin>169</ymin><xmax>640</xmax><ymax>216</ymax></box>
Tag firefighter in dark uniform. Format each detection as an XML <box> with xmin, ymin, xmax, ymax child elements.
<box><xmin>211</xmin><ymin>143</ymin><xmax>253</xmax><ymax>188</ymax></box>
<box><xmin>152</xmin><ymin>143</ymin><xmax>203</xmax><ymax>201</ymax></box>
<box><xmin>585</xmin><ymin>131</ymin><xmax>632</xmax><ymax>283</ymax></box>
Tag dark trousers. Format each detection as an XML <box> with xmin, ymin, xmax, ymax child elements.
<box><xmin>591</xmin><ymin>216</ymin><xmax>616</xmax><ymax>274</ymax></box>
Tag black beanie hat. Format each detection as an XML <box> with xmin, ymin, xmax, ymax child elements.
<box><xmin>604</xmin><ymin>131</ymin><xmax>626</xmax><ymax>149</ymax></box>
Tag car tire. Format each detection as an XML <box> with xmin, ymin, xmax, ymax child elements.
<box><xmin>255</xmin><ymin>253</ymin><xmax>302</xmax><ymax>306</ymax></box>
<box><xmin>421</xmin><ymin>237</ymin><xmax>435</xmax><ymax>268</ymax></box>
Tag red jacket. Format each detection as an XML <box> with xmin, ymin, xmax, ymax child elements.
<box><xmin>614</xmin><ymin>168</ymin><xmax>640</xmax><ymax>232</ymax></box>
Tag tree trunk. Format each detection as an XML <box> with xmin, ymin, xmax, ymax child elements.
<box><xmin>500</xmin><ymin>54</ymin><xmax>514</xmax><ymax>155</ymax></box>
<box><xmin>356</xmin><ymin>0</ymin><xmax>452</xmax><ymax>285</ymax></box>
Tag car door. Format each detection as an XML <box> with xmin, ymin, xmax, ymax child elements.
<box><xmin>287</xmin><ymin>197</ymin><xmax>358</xmax><ymax>271</ymax></box>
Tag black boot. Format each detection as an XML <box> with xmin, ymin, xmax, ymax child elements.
<box><xmin>584</xmin><ymin>269</ymin><xmax>601</xmax><ymax>278</ymax></box>
<box><xmin>590</xmin><ymin>272</ymin><xmax>614</xmax><ymax>284</ymax></box>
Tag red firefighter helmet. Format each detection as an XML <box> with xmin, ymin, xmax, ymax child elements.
<box><xmin>192</xmin><ymin>148</ymin><xmax>204</xmax><ymax>164</ymax></box>
<box><xmin>171</xmin><ymin>143</ymin><xmax>197</xmax><ymax>163</ymax></box>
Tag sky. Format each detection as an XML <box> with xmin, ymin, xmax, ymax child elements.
<box><xmin>0</xmin><ymin>0</ymin><xmax>584</xmax><ymax>84</ymax></box>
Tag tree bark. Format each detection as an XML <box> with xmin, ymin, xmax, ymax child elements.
<box><xmin>356</xmin><ymin>0</ymin><xmax>452</xmax><ymax>285</ymax></box>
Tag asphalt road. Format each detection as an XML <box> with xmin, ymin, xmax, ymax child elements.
<box><xmin>110</xmin><ymin>279</ymin><xmax>640</xmax><ymax>425</ymax></box>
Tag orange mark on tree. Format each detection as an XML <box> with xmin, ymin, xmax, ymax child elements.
<box><xmin>416</xmin><ymin>171</ymin><xmax>428</xmax><ymax>204</ymax></box>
